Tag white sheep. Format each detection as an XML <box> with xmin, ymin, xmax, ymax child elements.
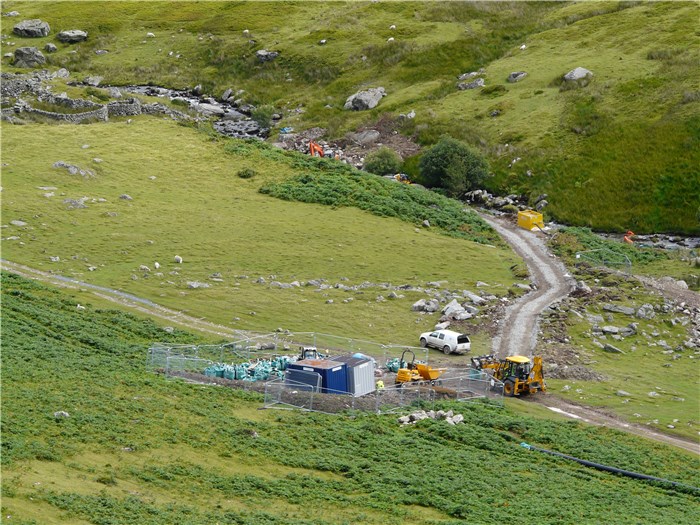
<box><xmin>146</xmin><ymin>32</ymin><xmax>155</xmax><ymax>38</ymax></box>
<box><xmin>387</xmin><ymin>37</ymin><xmax>394</xmax><ymax>43</ymax></box>
<box><xmin>76</xmin><ymin>304</ymin><xmax>85</xmax><ymax>310</ymax></box>
<box><xmin>520</xmin><ymin>44</ymin><xmax>527</xmax><ymax>50</ymax></box>
<box><xmin>139</xmin><ymin>265</ymin><xmax>151</xmax><ymax>272</ymax></box>
<box><xmin>154</xmin><ymin>261</ymin><xmax>160</xmax><ymax>269</ymax></box>
<box><xmin>174</xmin><ymin>255</ymin><xmax>183</xmax><ymax>264</ymax></box>
<box><xmin>389</xmin><ymin>24</ymin><xmax>396</xmax><ymax>30</ymax></box>
<box><xmin>242</xmin><ymin>29</ymin><xmax>250</xmax><ymax>35</ymax></box>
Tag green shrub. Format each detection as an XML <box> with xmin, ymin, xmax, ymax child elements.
<box><xmin>251</xmin><ymin>105</ymin><xmax>275</xmax><ymax>129</ymax></box>
<box><xmin>419</xmin><ymin>136</ymin><xmax>489</xmax><ymax>197</ymax></box>
<box><xmin>237</xmin><ymin>167</ymin><xmax>256</xmax><ymax>179</ymax></box>
<box><xmin>363</xmin><ymin>147</ymin><xmax>402</xmax><ymax>176</ymax></box>
<box><xmin>480</xmin><ymin>85</ymin><xmax>507</xmax><ymax>98</ymax></box>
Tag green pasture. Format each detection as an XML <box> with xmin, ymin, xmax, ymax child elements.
<box><xmin>1</xmin><ymin>118</ymin><xmax>519</xmax><ymax>343</ymax></box>
<box><xmin>2</xmin><ymin>273</ymin><xmax>699</xmax><ymax>525</ymax></box>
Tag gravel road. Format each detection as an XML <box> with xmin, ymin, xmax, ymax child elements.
<box><xmin>479</xmin><ymin>214</ymin><xmax>573</xmax><ymax>358</ymax></box>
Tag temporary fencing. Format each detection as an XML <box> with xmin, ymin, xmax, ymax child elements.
<box><xmin>148</xmin><ymin>332</ymin><xmax>503</xmax><ymax>415</ymax></box>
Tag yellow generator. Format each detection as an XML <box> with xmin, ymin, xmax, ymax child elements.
<box><xmin>471</xmin><ymin>354</ymin><xmax>546</xmax><ymax>397</ymax></box>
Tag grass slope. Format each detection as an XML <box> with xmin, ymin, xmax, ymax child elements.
<box><xmin>1</xmin><ymin>117</ymin><xmax>519</xmax><ymax>343</ymax></box>
<box><xmin>3</xmin><ymin>273</ymin><xmax>699</xmax><ymax>525</ymax></box>
<box><xmin>3</xmin><ymin>0</ymin><xmax>698</xmax><ymax>232</ymax></box>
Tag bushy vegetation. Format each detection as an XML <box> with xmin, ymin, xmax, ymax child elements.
<box><xmin>260</xmin><ymin>170</ymin><xmax>501</xmax><ymax>246</ymax></box>
<box><xmin>362</xmin><ymin>146</ymin><xmax>403</xmax><ymax>176</ymax></box>
<box><xmin>550</xmin><ymin>226</ymin><xmax>668</xmax><ymax>266</ymax></box>
<box><xmin>418</xmin><ymin>136</ymin><xmax>489</xmax><ymax>197</ymax></box>
<box><xmin>2</xmin><ymin>273</ymin><xmax>699</xmax><ymax>524</ymax></box>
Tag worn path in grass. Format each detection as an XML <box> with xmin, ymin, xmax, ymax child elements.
<box><xmin>479</xmin><ymin>215</ymin><xmax>699</xmax><ymax>455</ymax></box>
<box><xmin>0</xmin><ymin>259</ymin><xmax>243</xmax><ymax>340</ymax></box>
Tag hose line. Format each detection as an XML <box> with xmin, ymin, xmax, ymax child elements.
<box><xmin>520</xmin><ymin>442</ymin><xmax>700</xmax><ymax>494</ymax></box>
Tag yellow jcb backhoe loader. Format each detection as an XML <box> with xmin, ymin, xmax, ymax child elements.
<box><xmin>470</xmin><ymin>354</ymin><xmax>546</xmax><ymax>397</ymax></box>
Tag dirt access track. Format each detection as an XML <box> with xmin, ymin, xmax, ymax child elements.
<box><xmin>479</xmin><ymin>214</ymin><xmax>699</xmax><ymax>455</ymax></box>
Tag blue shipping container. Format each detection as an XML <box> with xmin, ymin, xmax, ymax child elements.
<box><xmin>287</xmin><ymin>359</ymin><xmax>347</xmax><ymax>394</ymax></box>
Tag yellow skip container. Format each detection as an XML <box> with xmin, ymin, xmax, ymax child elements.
<box><xmin>517</xmin><ymin>210</ymin><xmax>544</xmax><ymax>231</ymax></box>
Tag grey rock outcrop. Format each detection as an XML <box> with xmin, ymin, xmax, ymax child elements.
<box><xmin>507</xmin><ymin>71</ymin><xmax>527</xmax><ymax>83</ymax></box>
<box><xmin>563</xmin><ymin>67</ymin><xmax>593</xmax><ymax>87</ymax></box>
<box><xmin>636</xmin><ymin>304</ymin><xmax>656</xmax><ymax>320</ymax></box>
<box><xmin>457</xmin><ymin>78</ymin><xmax>485</xmax><ymax>90</ymax></box>
<box><xmin>349</xmin><ymin>129</ymin><xmax>380</xmax><ymax>145</ymax></box>
<box><xmin>13</xmin><ymin>19</ymin><xmax>50</xmax><ymax>37</ymax></box>
<box><xmin>13</xmin><ymin>47</ymin><xmax>45</xmax><ymax>68</ymax></box>
<box><xmin>256</xmin><ymin>49</ymin><xmax>279</xmax><ymax>62</ymax></box>
<box><xmin>344</xmin><ymin>87</ymin><xmax>386</xmax><ymax>111</ymax></box>
<box><xmin>57</xmin><ymin>29</ymin><xmax>88</xmax><ymax>43</ymax></box>
<box><xmin>44</xmin><ymin>43</ymin><xmax>57</xmax><ymax>53</ymax></box>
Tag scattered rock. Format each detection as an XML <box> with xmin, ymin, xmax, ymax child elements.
<box><xmin>603</xmin><ymin>343</ymin><xmax>624</xmax><ymax>354</ymax></box>
<box><xmin>256</xmin><ymin>49</ymin><xmax>279</xmax><ymax>62</ymax></box>
<box><xmin>13</xmin><ymin>46</ymin><xmax>45</xmax><ymax>68</ymax></box>
<box><xmin>616</xmin><ymin>390</ymin><xmax>632</xmax><ymax>397</ymax></box>
<box><xmin>187</xmin><ymin>281</ymin><xmax>210</xmax><ymax>289</ymax></box>
<box><xmin>507</xmin><ymin>71</ymin><xmax>527</xmax><ymax>83</ymax></box>
<box><xmin>174</xmin><ymin>255</ymin><xmax>183</xmax><ymax>264</ymax></box>
<box><xmin>457</xmin><ymin>78</ymin><xmax>485</xmax><ymax>90</ymax></box>
<box><xmin>53</xmin><ymin>410</ymin><xmax>70</xmax><ymax>419</ymax></box>
<box><xmin>603</xmin><ymin>304</ymin><xmax>636</xmax><ymax>315</ymax></box>
<box><xmin>10</xmin><ymin>219</ymin><xmax>27</xmax><ymax>227</ymax></box>
<box><xmin>13</xmin><ymin>19</ymin><xmax>50</xmax><ymax>37</ymax></box>
<box><xmin>648</xmin><ymin>391</ymin><xmax>660</xmax><ymax>398</ymax></box>
<box><xmin>344</xmin><ymin>87</ymin><xmax>386</xmax><ymax>111</ymax></box>
<box><xmin>57</xmin><ymin>29</ymin><xmax>88</xmax><ymax>43</ymax></box>
<box><xmin>44</xmin><ymin>43</ymin><xmax>57</xmax><ymax>53</ymax></box>
<box><xmin>119</xmin><ymin>194</ymin><xmax>132</xmax><ymax>200</ymax></box>
<box><xmin>563</xmin><ymin>67</ymin><xmax>593</xmax><ymax>87</ymax></box>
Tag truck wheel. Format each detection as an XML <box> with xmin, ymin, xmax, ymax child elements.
<box><xmin>504</xmin><ymin>380</ymin><xmax>517</xmax><ymax>397</ymax></box>
<box><xmin>443</xmin><ymin>345</ymin><xmax>452</xmax><ymax>355</ymax></box>
<box><xmin>420</xmin><ymin>338</ymin><xmax>428</xmax><ymax>348</ymax></box>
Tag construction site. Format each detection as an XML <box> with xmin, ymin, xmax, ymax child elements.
<box><xmin>146</xmin><ymin>331</ymin><xmax>520</xmax><ymax>415</ymax></box>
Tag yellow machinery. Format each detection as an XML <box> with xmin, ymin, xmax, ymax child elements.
<box><xmin>471</xmin><ymin>354</ymin><xmax>546</xmax><ymax>397</ymax></box>
<box><xmin>395</xmin><ymin>350</ymin><xmax>446</xmax><ymax>385</ymax></box>
<box><xmin>517</xmin><ymin>210</ymin><xmax>544</xmax><ymax>231</ymax></box>
<box><xmin>394</xmin><ymin>174</ymin><xmax>411</xmax><ymax>184</ymax></box>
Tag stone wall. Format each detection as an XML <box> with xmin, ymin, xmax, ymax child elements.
<box><xmin>107</xmin><ymin>98</ymin><xmax>142</xmax><ymax>117</ymax></box>
<box><xmin>26</xmin><ymin>105</ymin><xmax>109</xmax><ymax>123</ymax></box>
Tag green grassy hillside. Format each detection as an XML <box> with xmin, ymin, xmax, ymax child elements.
<box><xmin>3</xmin><ymin>273</ymin><xmax>699</xmax><ymax>525</ymax></box>
<box><xmin>1</xmin><ymin>118</ymin><xmax>519</xmax><ymax>343</ymax></box>
<box><xmin>3</xmin><ymin>0</ymin><xmax>698</xmax><ymax>232</ymax></box>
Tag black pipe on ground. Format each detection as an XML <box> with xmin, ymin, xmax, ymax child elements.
<box><xmin>520</xmin><ymin>442</ymin><xmax>700</xmax><ymax>494</ymax></box>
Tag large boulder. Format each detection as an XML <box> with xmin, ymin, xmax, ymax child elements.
<box><xmin>507</xmin><ymin>71</ymin><xmax>527</xmax><ymax>83</ymax></box>
<box><xmin>344</xmin><ymin>87</ymin><xmax>386</xmax><ymax>111</ymax></box>
<box><xmin>349</xmin><ymin>129</ymin><xmax>380</xmax><ymax>145</ymax></box>
<box><xmin>13</xmin><ymin>47</ymin><xmax>45</xmax><ymax>68</ymax></box>
<box><xmin>256</xmin><ymin>49</ymin><xmax>279</xmax><ymax>62</ymax></box>
<box><xmin>457</xmin><ymin>78</ymin><xmax>485</xmax><ymax>90</ymax></box>
<box><xmin>57</xmin><ymin>30</ymin><xmax>88</xmax><ymax>43</ymax></box>
<box><xmin>13</xmin><ymin>19</ymin><xmax>50</xmax><ymax>37</ymax></box>
<box><xmin>563</xmin><ymin>67</ymin><xmax>593</xmax><ymax>87</ymax></box>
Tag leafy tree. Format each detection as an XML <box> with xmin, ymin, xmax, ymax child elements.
<box><xmin>419</xmin><ymin>137</ymin><xmax>489</xmax><ymax>197</ymax></box>
<box><xmin>363</xmin><ymin>147</ymin><xmax>402</xmax><ymax>176</ymax></box>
